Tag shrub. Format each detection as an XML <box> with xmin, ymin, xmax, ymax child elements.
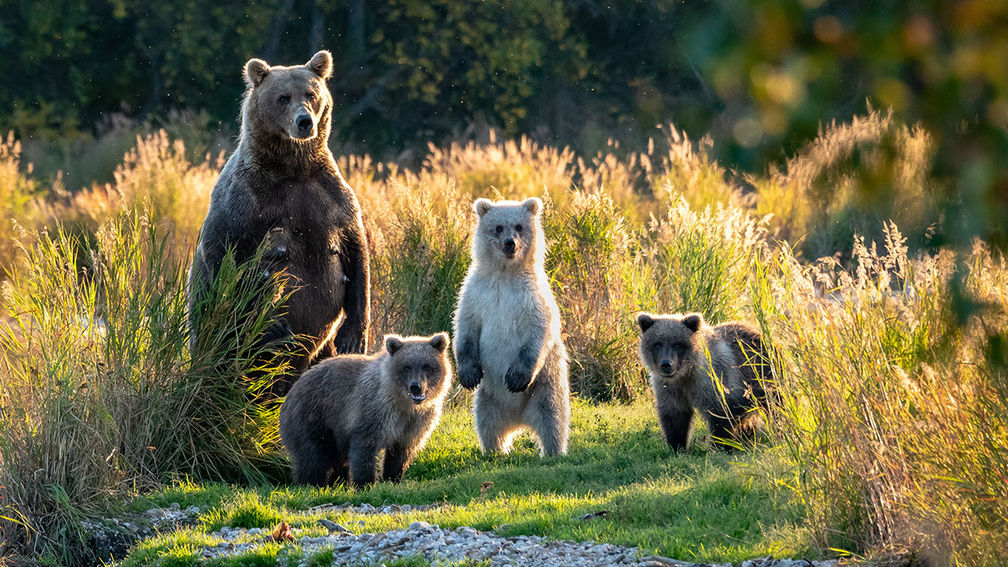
<box><xmin>547</xmin><ymin>191</ymin><xmax>643</xmax><ymax>401</ymax></box>
<box><xmin>753</xmin><ymin>110</ymin><xmax>938</xmax><ymax>260</ymax></box>
<box><xmin>633</xmin><ymin>197</ymin><xmax>769</xmax><ymax>325</ymax></box>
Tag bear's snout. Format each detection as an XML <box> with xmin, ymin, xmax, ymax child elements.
<box><xmin>502</xmin><ymin>238</ymin><xmax>516</xmax><ymax>258</ymax></box>
<box><xmin>409</xmin><ymin>381</ymin><xmax>426</xmax><ymax>404</ymax></box>
<box><xmin>294</xmin><ymin>112</ymin><xmax>315</xmax><ymax>138</ymax></box>
<box><xmin>660</xmin><ymin>359</ymin><xmax>673</xmax><ymax>373</ymax></box>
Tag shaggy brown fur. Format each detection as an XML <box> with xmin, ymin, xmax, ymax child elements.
<box><xmin>279</xmin><ymin>333</ymin><xmax>452</xmax><ymax>487</ymax></box>
<box><xmin>187</xmin><ymin>50</ymin><xmax>369</xmax><ymax>394</ymax></box>
<box><xmin>636</xmin><ymin>312</ymin><xmax>770</xmax><ymax>451</ymax></box>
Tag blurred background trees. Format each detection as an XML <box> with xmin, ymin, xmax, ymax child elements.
<box><xmin>1</xmin><ymin>0</ymin><xmax>1005</xmax><ymax>245</ymax></box>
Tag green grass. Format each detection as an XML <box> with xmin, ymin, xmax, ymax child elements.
<box><xmin>119</xmin><ymin>399</ymin><xmax>809</xmax><ymax>566</ymax></box>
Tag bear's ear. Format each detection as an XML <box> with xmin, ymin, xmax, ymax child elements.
<box><xmin>473</xmin><ymin>198</ymin><xmax>493</xmax><ymax>217</ymax></box>
<box><xmin>307</xmin><ymin>50</ymin><xmax>333</xmax><ymax>80</ymax></box>
<box><xmin>243</xmin><ymin>58</ymin><xmax>271</xmax><ymax>88</ymax></box>
<box><xmin>428</xmin><ymin>332</ymin><xmax>449</xmax><ymax>352</ymax></box>
<box><xmin>636</xmin><ymin>312</ymin><xmax>655</xmax><ymax>333</ymax></box>
<box><xmin>522</xmin><ymin>197</ymin><xmax>542</xmax><ymax>216</ymax></box>
<box><xmin>683</xmin><ymin>313</ymin><xmax>703</xmax><ymax>333</ymax></box>
<box><xmin>384</xmin><ymin>334</ymin><xmax>404</xmax><ymax>355</ymax></box>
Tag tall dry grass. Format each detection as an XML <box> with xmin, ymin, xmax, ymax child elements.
<box><xmin>0</xmin><ymin>112</ymin><xmax>1004</xmax><ymax>564</ymax></box>
<box><xmin>752</xmin><ymin>109</ymin><xmax>938</xmax><ymax>259</ymax></box>
<box><xmin>0</xmin><ymin>132</ymin><xmax>45</xmax><ymax>273</ymax></box>
<box><xmin>754</xmin><ymin>224</ymin><xmax>1008</xmax><ymax>565</ymax></box>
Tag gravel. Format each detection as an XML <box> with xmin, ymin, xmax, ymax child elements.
<box><xmin>196</xmin><ymin>519</ymin><xmax>840</xmax><ymax>567</ymax></box>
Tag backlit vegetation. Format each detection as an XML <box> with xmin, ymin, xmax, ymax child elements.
<box><xmin>0</xmin><ymin>111</ymin><xmax>1005</xmax><ymax>565</ymax></box>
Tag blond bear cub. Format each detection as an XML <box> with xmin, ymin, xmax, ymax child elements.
<box><xmin>453</xmin><ymin>197</ymin><xmax>570</xmax><ymax>456</ymax></box>
<box><xmin>636</xmin><ymin>312</ymin><xmax>770</xmax><ymax>451</ymax></box>
<box><xmin>279</xmin><ymin>333</ymin><xmax>451</xmax><ymax>487</ymax></box>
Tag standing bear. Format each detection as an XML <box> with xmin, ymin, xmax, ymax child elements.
<box><xmin>279</xmin><ymin>333</ymin><xmax>452</xmax><ymax>487</ymax></box>
<box><xmin>453</xmin><ymin>197</ymin><xmax>570</xmax><ymax>456</ymax></box>
<box><xmin>187</xmin><ymin>50</ymin><xmax>370</xmax><ymax>394</ymax></box>
<box><xmin>636</xmin><ymin>312</ymin><xmax>771</xmax><ymax>451</ymax></box>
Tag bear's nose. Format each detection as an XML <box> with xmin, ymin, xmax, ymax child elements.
<box><xmin>296</xmin><ymin>114</ymin><xmax>313</xmax><ymax>135</ymax></box>
<box><xmin>503</xmin><ymin>239</ymin><xmax>516</xmax><ymax>253</ymax></box>
<box><xmin>660</xmin><ymin>360</ymin><xmax>673</xmax><ymax>373</ymax></box>
<box><xmin>409</xmin><ymin>382</ymin><xmax>422</xmax><ymax>396</ymax></box>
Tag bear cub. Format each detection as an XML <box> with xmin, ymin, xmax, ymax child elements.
<box><xmin>279</xmin><ymin>333</ymin><xmax>451</xmax><ymax>487</ymax></box>
<box><xmin>636</xmin><ymin>312</ymin><xmax>770</xmax><ymax>451</ymax></box>
<box><xmin>453</xmin><ymin>197</ymin><xmax>570</xmax><ymax>456</ymax></box>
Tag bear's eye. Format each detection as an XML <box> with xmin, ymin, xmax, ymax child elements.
<box><xmin>305</xmin><ymin>91</ymin><xmax>316</xmax><ymax>102</ymax></box>
<box><xmin>495</xmin><ymin>225</ymin><xmax>503</xmax><ymax>234</ymax></box>
<box><xmin>278</xmin><ymin>95</ymin><xmax>291</xmax><ymax>105</ymax></box>
<box><xmin>402</xmin><ymin>365</ymin><xmax>411</xmax><ymax>374</ymax></box>
<box><xmin>423</xmin><ymin>365</ymin><xmax>434</xmax><ymax>374</ymax></box>
<box><xmin>515</xmin><ymin>224</ymin><xmax>523</xmax><ymax>233</ymax></box>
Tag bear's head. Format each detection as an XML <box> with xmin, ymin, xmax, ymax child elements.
<box><xmin>241</xmin><ymin>50</ymin><xmax>333</xmax><ymax>144</ymax></box>
<box><xmin>383</xmin><ymin>333</ymin><xmax>452</xmax><ymax>406</ymax></box>
<box><xmin>636</xmin><ymin>312</ymin><xmax>705</xmax><ymax>381</ymax></box>
<box><xmin>471</xmin><ymin>197</ymin><xmax>544</xmax><ymax>269</ymax></box>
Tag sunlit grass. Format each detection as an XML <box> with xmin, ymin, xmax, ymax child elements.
<box><xmin>121</xmin><ymin>400</ymin><xmax>808</xmax><ymax>566</ymax></box>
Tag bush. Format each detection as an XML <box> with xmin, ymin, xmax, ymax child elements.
<box><xmin>753</xmin><ymin>110</ymin><xmax>938</xmax><ymax>260</ymax></box>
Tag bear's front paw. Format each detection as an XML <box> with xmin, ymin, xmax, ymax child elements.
<box><xmin>262</xmin><ymin>317</ymin><xmax>294</xmax><ymax>345</ymax></box>
<box><xmin>458</xmin><ymin>363</ymin><xmax>484</xmax><ymax>390</ymax></box>
<box><xmin>504</xmin><ymin>365</ymin><xmax>533</xmax><ymax>392</ymax></box>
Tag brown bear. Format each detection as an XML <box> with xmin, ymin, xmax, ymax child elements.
<box><xmin>636</xmin><ymin>312</ymin><xmax>771</xmax><ymax>451</ymax></box>
<box><xmin>187</xmin><ymin>50</ymin><xmax>370</xmax><ymax>394</ymax></box>
<box><xmin>279</xmin><ymin>333</ymin><xmax>452</xmax><ymax>487</ymax></box>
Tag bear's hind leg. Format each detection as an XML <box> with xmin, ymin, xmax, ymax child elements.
<box><xmin>474</xmin><ymin>394</ymin><xmax>519</xmax><ymax>454</ymax></box>
<box><xmin>382</xmin><ymin>444</ymin><xmax>409</xmax><ymax>483</ymax></box>
<box><xmin>704</xmin><ymin>411</ymin><xmax>742</xmax><ymax>451</ymax></box>
<box><xmin>525</xmin><ymin>383</ymin><xmax>570</xmax><ymax>456</ymax></box>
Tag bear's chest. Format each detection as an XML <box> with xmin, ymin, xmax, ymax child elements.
<box><xmin>473</xmin><ymin>276</ymin><xmax>544</xmax><ymax>375</ymax></box>
<box><xmin>252</xmin><ymin>179</ymin><xmax>349</xmax><ymax>260</ymax></box>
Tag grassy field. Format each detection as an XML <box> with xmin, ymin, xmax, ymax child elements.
<box><xmin>0</xmin><ymin>111</ymin><xmax>1006</xmax><ymax>565</ymax></box>
<box><xmin>120</xmin><ymin>400</ymin><xmax>806</xmax><ymax>566</ymax></box>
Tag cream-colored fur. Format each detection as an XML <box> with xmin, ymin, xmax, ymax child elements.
<box><xmin>453</xmin><ymin>197</ymin><xmax>570</xmax><ymax>456</ymax></box>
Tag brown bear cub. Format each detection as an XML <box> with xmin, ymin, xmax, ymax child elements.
<box><xmin>636</xmin><ymin>312</ymin><xmax>771</xmax><ymax>451</ymax></box>
<box><xmin>279</xmin><ymin>333</ymin><xmax>452</xmax><ymax>487</ymax></box>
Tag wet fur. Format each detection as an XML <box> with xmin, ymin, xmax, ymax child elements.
<box><xmin>637</xmin><ymin>312</ymin><xmax>770</xmax><ymax>451</ymax></box>
<box><xmin>453</xmin><ymin>198</ymin><xmax>570</xmax><ymax>456</ymax></box>
<box><xmin>279</xmin><ymin>333</ymin><xmax>451</xmax><ymax>487</ymax></box>
<box><xmin>187</xmin><ymin>51</ymin><xmax>370</xmax><ymax>394</ymax></box>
